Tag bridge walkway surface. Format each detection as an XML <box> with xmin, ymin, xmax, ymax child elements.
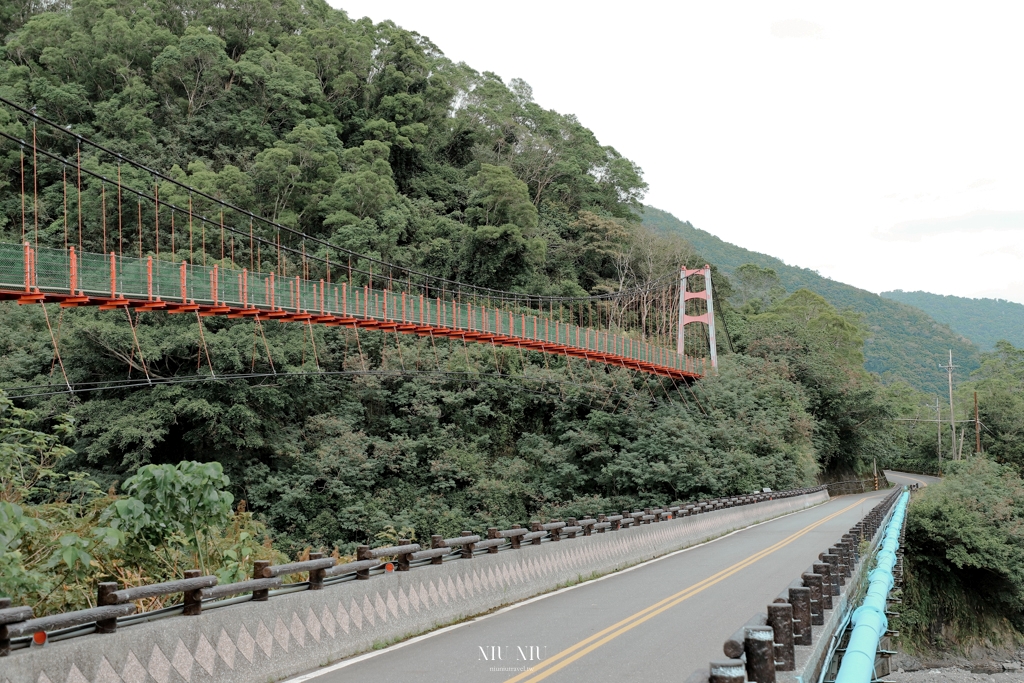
<box><xmin>285</xmin><ymin>475</ymin><xmax>932</xmax><ymax>683</ymax></box>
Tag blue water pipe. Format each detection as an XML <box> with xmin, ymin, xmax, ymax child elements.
<box><xmin>834</xmin><ymin>490</ymin><xmax>910</xmax><ymax>683</ymax></box>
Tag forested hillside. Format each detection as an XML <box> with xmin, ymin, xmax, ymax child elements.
<box><xmin>881</xmin><ymin>290</ymin><xmax>1024</xmax><ymax>352</ymax></box>
<box><xmin>642</xmin><ymin>206</ymin><xmax>980</xmax><ymax>394</ymax></box>
<box><xmin>0</xmin><ymin>0</ymin><xmax>911</xmax><ymax>614</ymax></box>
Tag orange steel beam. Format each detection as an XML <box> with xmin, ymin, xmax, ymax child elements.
<box><xmin>0</xmin><ymin>242</ymin><xmax>704</xmax><ymax>382</ymax></box>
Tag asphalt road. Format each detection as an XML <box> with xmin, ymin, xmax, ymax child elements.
<box><xmin>886</xmin><ymin>470</ymin><xmax>941</xmax><ymax>489</ymax></box>
<box><xmin>287</xmin><ymin>485</ymin><xmax>910</xmax><ymax>683</ymax></box>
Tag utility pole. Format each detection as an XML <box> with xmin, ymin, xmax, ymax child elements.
<box><xmin>975</xmin><ymin>391</ymin><xmax>981</xmax><ymax>454</ymax></box>
<box><xmin>936</xmin><ymin>397</ymin><xmax>942</xmax><ymax>475</ymax></box>
<box><xmin>942</xmin><ymin>350</ymin><xmax>958</xmax><ymax>461</ymax></box>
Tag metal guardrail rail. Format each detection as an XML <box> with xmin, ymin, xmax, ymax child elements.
<box><xmin>0</xmin><ymin>485</ymin><xmax>826</xmax><ymax>656</ymax></box>
<box><xmin>825</xmin><ymin>473</ymin><xmax>890</xmax><ymax>497</ymax></box>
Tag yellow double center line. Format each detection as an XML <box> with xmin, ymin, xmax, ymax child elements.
<box><xmin>506</xmin><ymin>497</ymin><xmax>869</xmax><ymax>683</ymax></box>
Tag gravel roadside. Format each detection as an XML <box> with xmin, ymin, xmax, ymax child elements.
<box><xmin>889</xmin><ymin>668</ymin><xmax>1024</xmax><ymax>683</ymax></box>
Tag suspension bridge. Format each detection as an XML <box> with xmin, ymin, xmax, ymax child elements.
<box><xmin>0</xmin><ymin>97</ymin><xmax>718</xmax><ymax>395</ymax></box>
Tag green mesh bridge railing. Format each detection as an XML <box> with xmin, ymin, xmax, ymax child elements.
<box><xmin>0</xmin><ymin>242</ymin><xmax>706</xmax><ymax>380</ymax></box>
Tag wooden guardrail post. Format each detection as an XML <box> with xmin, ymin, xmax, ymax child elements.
<box><xmin>308</xmin><ymin>552</ymin><xmax>327</xmax><ymax>587</ymax></box>
<box><xmin>767</xmin><ymin>602</ymin><xmax>795</xmax><ymax>670</ymax></box>
<box><xmin>430</xmin><ymin>535</ymin><xmax>446</xmax><ymax>563</ymax></box>
<box><xmin>183</xmin><ymin>569</ymin><xmax>203</xmax><ymax>615</ymax></box>
<box><xmin>460</xmin><ymin>531</ymin><xmax>475</xmax><ymax>558</ymax></box>
<box><xmin>509</xmin><ymin>525</ymin><xmax>522</xmax><ymax>548</ymax></box>
<box><xmin>486</xmin><ymin>528</ymin><xmax>501</xmax><ymax>553</ymax></box>
<box><xmin>788</xmin><ymin>585</ymin><xmax>812</xmax><ymax>646</ymax></box>
<box><xmin>96</xmin><ymin>582</ymin><xmax>119</xmax><ymax>633</ymax></box>
<box><xmin>802</xmin><ymin>572</ymin><xmax>824</xmax><ymax>625</ymax></box>
<box><xmin>709</xmin><ymin>660</ymin><xmax>746</xmax><ymax>683</ymax></box>
<box><xmin>843</xmin><ymin>533</ymin><xmax>859</xmax><ymax>561</ymax></box>
<box><xmin>744</xmin><ymin>625</ymin><xmax>776</xmax><ymax>682</ymax></box>
<box><xmin>813</xmin><ymin>562</ymin><xmax>833</xmax><ymax>610</ymax></box>
<box><xmin>821</xmin><ymin>553</ymin><xmax>841</xmax><ymax>595</ymax></box>
<box><xmin>565</xmin><ymin>518</ymin><xmax>577</xmax><ymax>539</ymax></box>
<box><xmin>396</xmin><ymin>542</ymin><xmax>416</xmax><ymax>569</ymax></box>
<box><xmin>356</xmin><ymin>546</ymin><xmax>372</xmax><ymax>579</ymax></box>
<box><xmin>253</xmin><ymin>561</ymin><xmax>271</xmax><ymax>600</ymax></box>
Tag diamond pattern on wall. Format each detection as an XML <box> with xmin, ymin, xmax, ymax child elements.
<box><xmin>386</xmin><ymin>590</ymin><xmax>399</xmax><ymax>619</ymax></box>
<box><xmin>121</xmin><ymin>651</ymin><xmax>147</xmax><ymax>683</ymax></box>
<box><xmin>273</xmin><ymin>617</ymin><xmax>291</xmax><ymax>653</ymax></box>
<box><xmin>193</xmin><ymin>634</ymin><xmax>217</xmax><ymax>676</ymax></box>
<box><xmin>335</xmin><ymin>601</ymin><xmax>350</xmax><ymax>634</ymax></box>
<box><xmin>397</xmin><ymin>587</ymin><xmax>409</xmax><ymax>615</ymax></box>
<box><xmin>147</xmin><ymin>644</ymin><xmax>172</xmax><ymax>683</ymax></box>
<box><xmin>446</xmin><ymin>577</ymin><xmax>457</xmax><ymax>602</ymax></box>
<box><xmin>65</xmin><ymin>665</ymin><xmax>88</xmax><ymax>683</ymax></box>
<box><xmin>419</xmin><ymin>582</ymin><xmax>431</xmax><ymax>609</ymax></box>
<box><xmin>321</xmin><ymin>605</ymin><xmax>336</xmax><ymax>639</ymax></box>
<box><xmin>217</xmin><ymin>628</ymin><xmax>237</xmax><ymax>669</ymax></box>
<box><xmin>408</xmin><ymin>584</ymin><xmax>420</xmax><ymax>612</ymax></box>
<box><xmin>236</xmin><ymin>624</ymin><xmax>257</xmax><ymax>663</ymax></box>
<box><xmin>35</xmin><ymin>674</ymin><xmax>53</xmax><ymax>683</ymax></box>
<box><xmin>256</xmin><ymin>620</ymin><xmax>274</xmax><ymax>657</ymax></box>
<box><xmin>93</xmin><ymin>658</ymin><xmax>121</xmax><ymax>683</ymax></box>
<box><xmin>305</xmin><ymin>608</ymin><xmax>322</xmax><ymax>643</ymax></box>
<box><xmin>361</xmin><ymin>595</ymin><xmax>375</xmax><ymax>627</ymax></box>
<box><xmin>374</xmin><ymin>592</ymin><xmax>387</xmax><ymax>623</ymax></box>
<box><xmin>171</xmin><ymin>638</ymin><xmax>195</xmax><ymax>681</ymax></box>
<box><xmin>289</xmin><ymin>612</ymin><xmax>306</xmax><ymax>648</ymax></box>
<box><xmin>349</xmin><ymin>598</ymin><xmax>362</xmax><ymax>631</ymax></box>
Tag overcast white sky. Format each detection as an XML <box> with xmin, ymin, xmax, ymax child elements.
<box><xmin>331</xmin><ymin>1</ymin><xmax>1024</xmax><ymax>304</ymax></box>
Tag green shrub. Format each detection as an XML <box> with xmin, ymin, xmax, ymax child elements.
<box><xmin>900</xmin><ymin>457</ymin><xmax>1024</xmax><ymax>650</ymax></box>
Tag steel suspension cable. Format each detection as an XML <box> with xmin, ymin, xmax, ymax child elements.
<box><xmin>0</xmin><ymin>97</ymin><xmax>672</xmax><ymax>306</ymax></box>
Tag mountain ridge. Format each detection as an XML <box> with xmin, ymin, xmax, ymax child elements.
<box><xmin>880</xmin><ymin>290</ymin><xmax>1024</xmax><ymax>352</ymax></box>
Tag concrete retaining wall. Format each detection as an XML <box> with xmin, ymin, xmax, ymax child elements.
<box><xmin>4</xmin><ymin>490</ymin><xmax>829</xmax><ymax>683</ymax></box>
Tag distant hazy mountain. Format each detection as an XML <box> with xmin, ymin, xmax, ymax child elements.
<box><xmin>880</xmin><ymin>290</ymin><xmax>1024</xmax><ymax>352</ymax></box>
<box><xmin>642</xmin><ymin>206</ymin><xmax>979</xmax><ymax>395</ymax></box>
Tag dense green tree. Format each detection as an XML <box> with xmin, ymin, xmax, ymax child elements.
<box><xmin>902</xmin><ymin>457</ymin><xmax>1024</xmax><ymax>646</ymax></box>
<box><xmin>969</xmin><ymin>341</ymin><xmax>1024</xmax><ymax>473</ymax></box>
<box><xmin>731</xmin><ymin>263</ymin><xmax>786</xmax><ymax>313</ymax></box>
<box><xmin>734</xmin><ymin>290</ymin><xmax>891</xmax><ymax>472</ymax></box>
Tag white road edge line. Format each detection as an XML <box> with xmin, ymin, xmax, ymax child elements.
<box><xmin>281</xmin><ymin>491</ymin><xmax>881</xmax><ymax>682</ymax></box>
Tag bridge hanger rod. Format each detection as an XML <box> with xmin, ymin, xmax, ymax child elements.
<box><xmin>2</xmin><ymin>127</ymin><xmax>681</xmax><ymax>315</ymax></box>
<box><xmin>0</xmin><ymin>96</ymin><xmax>675</xmax><ymax>306</ymax></box>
